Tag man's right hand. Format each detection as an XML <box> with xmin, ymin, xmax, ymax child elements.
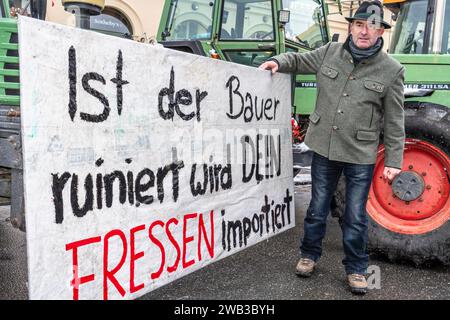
<box><xmin>259</xmin><ymin>61</ymin><xmax>279</xmax><ymax>74</ymax></box>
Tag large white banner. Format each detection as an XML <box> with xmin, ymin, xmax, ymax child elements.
<box><xmin>19</xmin><ymin>16</ymin><xmax>294</xmax><ymax>300</ymax></box>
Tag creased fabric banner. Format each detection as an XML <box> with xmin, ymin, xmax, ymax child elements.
<box><xmin>19</xmin><ymin>16</ymin><xmax>294</xmax><ymax>300</ymax></box>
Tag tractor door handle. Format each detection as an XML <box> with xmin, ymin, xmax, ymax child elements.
<box><xmin>258</xmin><ymin>43</ymin><xmax>276</xmax><ymax>50</ymax></box>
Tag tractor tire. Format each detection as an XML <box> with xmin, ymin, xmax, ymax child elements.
<box><xmin>331</xmin><ymin>103</ymin><xmax>449</xmax><ymax>266</ymax></box>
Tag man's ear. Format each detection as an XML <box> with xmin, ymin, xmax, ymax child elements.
<box><xmin>378</xmin><ymin>27</ymin><xmax>385</xmax><ymax>37</ymax></box>
<box><xmin>349</xmin><ymin>22</ymin><xmax>355</xmax><ymax>36</ymax></box>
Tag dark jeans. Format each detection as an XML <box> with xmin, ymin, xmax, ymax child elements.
<box><xmin>300</xmin><ymin>152</ymin><xmax>375</xmax><ymax>275</ymax></box>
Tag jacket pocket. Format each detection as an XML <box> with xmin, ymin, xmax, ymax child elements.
<box><xmin>356</xmin><ymin>130</ymin><xmax>378</xmax><ymax>141</ymax></box>
<box><xmin>309</xmin><ymin>111</ymin><xmax>321</xmax><ymax>124</ymax></box>
<box><xmin>321</xmin><ymin>66</ymin><xmax>338</xmax><ymax>79</ymax></box>
<box><xmin>364</xmin><ymin>80</ymin><xmax>385</xmax><ymax>93</ymax></box>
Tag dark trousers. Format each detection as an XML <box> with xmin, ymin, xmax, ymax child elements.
<box><xmin>300</xmin><ymin>152</ymin><xmax>375</xmax><ymax>275</ymax></box>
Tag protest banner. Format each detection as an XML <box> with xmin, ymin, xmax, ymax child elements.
<box><xmin>19</xmin><ymin>16</ymin><xmax>294</xmax><ymax>299</ymax></box>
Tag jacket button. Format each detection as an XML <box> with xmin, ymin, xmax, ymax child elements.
<box><xmin>343</xmin><ymin>93</ymin><xmax>349</xmax><ymax>97</ymax></box>
<box><xmin>338</xmin><ymin>110</ymin><xmax>343</xmax><ymax>114</ymax></box>
<box><xmin>350</xmin><ymin>59</ymin><xmax>353</xmax><ymax>64</ymax></box>
<box><xmin>332</xmin><ymin>126</ymin><xmax>339</xmax><ymax>130</ymax></box>
<box><xmin>349</xmin><ymin>76</ymin><xmax>355</xmax><ymax>80</ymax></box>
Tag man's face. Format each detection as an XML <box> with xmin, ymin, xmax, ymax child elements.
<box><xmin>350</xmin><ymin>20</ymin><xmax>385</xmax><ymax>49</ymax></box>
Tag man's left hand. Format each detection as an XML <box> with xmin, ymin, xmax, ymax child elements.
<box><xmin>383</xmin><ymin>167</ymin><xmax>402</xmax><ymax>182</ymax></box>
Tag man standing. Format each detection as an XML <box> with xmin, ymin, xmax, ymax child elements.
<box><xmin>259</xmin><ymin>0</ymin><xmax>405</xmax><ymax>294</ymax></box>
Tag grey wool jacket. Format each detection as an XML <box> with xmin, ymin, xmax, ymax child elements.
<box><xmin>271</xmin><ymin>40</ymin><xmax>405</xmax><ymax>169</ymax></box>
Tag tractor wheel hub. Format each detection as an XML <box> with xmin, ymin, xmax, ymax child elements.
<box><xmin>392</xmin><ymin>171</ymin><xmax>424</xmax><ymax>201</ymax></box>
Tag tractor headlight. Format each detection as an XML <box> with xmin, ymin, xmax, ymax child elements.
<box><xmin>278</xmin><ymin>10</ymin><xmax>290</xmax><ymax>25</ymax></box>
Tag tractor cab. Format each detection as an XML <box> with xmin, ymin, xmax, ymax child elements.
<box><xmin>158</xmin><ymin>0</ymin><xmax>330</xmax><ymax>67</ymax></box>
<box><xmin>157</xmin><ymin>0</ymin><xmax>330</xmax><ymax>122</ymax></box>
<box><xmin>386</xmin><ymin>0</ymin><xmax>450</xmax><ymax>54</ymax></box>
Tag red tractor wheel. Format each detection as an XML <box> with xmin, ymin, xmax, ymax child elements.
<box><xmin>368</xmin><ymin>139</ymin><xmax>449</xmax><ymax>235</ymax></box>
<box><xmin>331</xmin><ymin>103</ymin><xmax>449</xmax><ymax>265</ymax></box>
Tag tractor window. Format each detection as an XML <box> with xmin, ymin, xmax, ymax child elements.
<box><xmin>439</xmin><ymin>0</ymin><xmax>450</xmax><ymax>53</ymax></box>
<box><xmin>220</xmin><ymin>0</ymin><xmax>275</xmax><ymax>40</ymax></box>
<box><xmin>282</xmin><ymin>0</ymin><xmax>326</xmax><ymax>49</ymax></box>
<box><xmin>223</xmin><ymin>50</ymin><xmax>275</xmax><ymax>67</ymax></box>
<box><xmin>390</xmin><ymin>0</ymin><xmax>428</xmax><ymax>54</ymax></box>
<box><xmin>8</xmin><ymin>0</ymin><xmax>31</xmax><ymax>17</ymax></box>
<box><xmin>166</xmin><ymin>0</ymin><xmax>214</xmax><ymax>40</ymax></box>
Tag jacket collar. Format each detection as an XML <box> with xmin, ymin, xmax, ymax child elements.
<box><xmin>342</xmin><ymin>35</ymin><xmax>385</xmax><ymax>66</ymax></box>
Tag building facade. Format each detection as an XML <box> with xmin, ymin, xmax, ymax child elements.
<box><xmin>9</xmin><ymin>0</ymin><xmax>165</xmax><ymax>42</ymax></box>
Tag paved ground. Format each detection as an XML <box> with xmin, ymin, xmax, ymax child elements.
<box><xmin>0</xmin><ymin>204</ymin><xmax>28</xmax><ymax>300</ymax></box>
<box><xmin>0</xmin><ymin>184</ymin><xmax>449</xmax><ymax>300</ymax></box>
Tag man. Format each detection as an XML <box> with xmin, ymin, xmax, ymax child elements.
<box><xmin>259</xmin><ymin>0</ymin><xmax>405</xmax><ymax>294</ymax></box>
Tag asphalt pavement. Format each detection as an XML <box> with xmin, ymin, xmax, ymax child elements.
<box><xmin>0</xmin><ymin>183</ymin><xmax>449</xmax><ymax>300</ymax></box>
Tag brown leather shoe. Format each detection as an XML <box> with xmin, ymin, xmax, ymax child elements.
<box><xmin>295</xmin><ymin>258</ymin><xmax>316</xmax><ymax>277</ymax></box>
<box><xmin>347</xmin><ymin>274</ymin><xmax>368</xmax><ymax>294</ymax></box>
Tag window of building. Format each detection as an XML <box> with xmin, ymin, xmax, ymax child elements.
<box><xmin>174</xmin><ymin>19</ymin><xmax>209</xmax><ymax>39</ymax></box>
<box><xmin>90</xmin><ymin>7</ymin><xmax>133</xmax><ymax>39</ymax></box>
